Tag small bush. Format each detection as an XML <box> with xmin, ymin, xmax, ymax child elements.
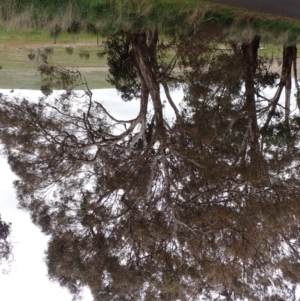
<box><xmin>65</xmin><ymin>47</ymin><xmax>74</xmax><ymax>55</ymax></box>
<box><xmin>97</xmin><ymin>51</ymin><xmax>105</xmax><ymax>58</ymax></box>
<box><xmin>79</xmin><ymin>50</ymin><xmax>90</xmax><ymax>60</ymax></box>
<box><xmin>40</xmin><ymin>53</ymin><xmax>48</xmax><ymax>63</ymax></box>
<box><xmin>28</xmin><ymin>53</ymin><xmax>35</xmax><ymax>61</ymax></box>
<box><xmin>41</xmin><ymin>85</ymin><xmax>53</xmax><ymax>96</ymax></box>
<box><xmin>44</xmin><ymin>47</ymin><xmax>53</xmax><ymax>55</ymax></box>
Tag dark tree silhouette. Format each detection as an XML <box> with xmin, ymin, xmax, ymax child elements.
<box><xmin>0</xmin><ymin>215</ymin><xmax>12</xmax><ymax>269</ymax></box>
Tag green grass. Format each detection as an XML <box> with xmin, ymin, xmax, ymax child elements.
<box><xmin>0</xmin><ymin>31</ymin><xmax>113</xmax><ymax>89</ymax></box>
<box><xmin>0</xmin><ymin>30</ymin><xmax>290</xmax><ymax>90</ymax></box>
<box><xmin>1</xmin><ymin>0</ymin><xmax>300</xmax><ymax>89</ymax></box>
<box><xmin>258</xmin><ymin>45</ymin><xmax>283</xmax><ymax>57</ymax></box>
<box><xmin>0</xmin><ymin>68</ymin><xmax>43</xmax><ymax>89</ymax></box>
<box><xmin>0</xmin><ymin>68</ymin><xmax>111</xmax><ymax>90</ymax></box>
<box><xmin>0</xmin><ymin>29</ymin><xmax>102</xmax><ymax>44</ymax></box>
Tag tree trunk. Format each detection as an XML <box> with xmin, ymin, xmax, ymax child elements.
<box><xmin>130</xmin><ymin>32</ymin><xmax>165</xmax><ymax>139</ymax></box>
<box><xmin>283</xmin><ymin>45</ymin><xmax>296</xmax><ymax>126</ymax></box>
<box><xmin>292</xmin><ymin>46</ymin><xmax>300</xmax><ymax>109</ymax></box>
<box><xmin>263</xmin><ymin>44</ymin><xmax>296</xmax><ymax>129</ymax></box>
<box><xmin>241</xmin><ymin>36</ymin><xmax>260</xmax><ymax>154</ymax></box>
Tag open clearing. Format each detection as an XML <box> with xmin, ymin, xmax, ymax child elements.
<box><xmin>0</xmin><ymin>33</ymin><xmax>112</xmax><ymax>89</ymax></box>
<box><xmin>0</xmin><ymin>32</ymin><xmax>299</xmax><ymax>89</ymax></box>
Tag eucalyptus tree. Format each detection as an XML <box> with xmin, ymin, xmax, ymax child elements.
<box><xmin>1</xmin><ymin>27</ymin><xmax>300</xmax><ymax>300</ymax></box>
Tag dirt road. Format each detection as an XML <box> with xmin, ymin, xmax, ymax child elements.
<box><xmin>207</xmin><ymin>0</ymin><xmax>300</xmax><ymax>19</ymax></box>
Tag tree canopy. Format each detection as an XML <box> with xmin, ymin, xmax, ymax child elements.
<box><xmin>1</xmin><ymin>20</ymin><xmax>300</xmax><ymax>300</ymax></box>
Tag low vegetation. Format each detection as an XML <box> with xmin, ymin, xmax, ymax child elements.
<box><xmin>0</xmin><ymin>0</ymin><xmax>300</xmax><ymax>89</ymax></box>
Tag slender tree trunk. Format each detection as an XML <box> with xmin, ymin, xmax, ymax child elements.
<box><xmin>284</xmin><ymin>45</ymin><xmax>296</xmax><ymax>126</ymax></box>
<box><xmin>292</xmin><ymin>47</ymin><xmax>300</xmax><ymax>109</ymax></box>
<box><xmin>263</xmin><ymin>44</ymin><xmax>296</xmax><ymax>129</ymax></box>
<box><xmin>130</xmin><ymin>32</ymin><xmax>165</xmax><ymax>139</ymax></box>
<box><xmin>241</xmin><ymin>36</ymin><xmax>260</xmax><ymax>154</ymax></box>
<box><xmin>147</xmin><ymin>28</ymin><xmax>158</xmax><ymax>69</ymax></box>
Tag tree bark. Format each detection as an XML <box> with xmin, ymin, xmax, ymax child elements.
<box><xmin>283</xmin><ymin>45</ymin><xmax>296</xmax><ymax>126</ymax></box>
<box><xmin>292</xmin><ymin>46</ymin><xmax>300</xmax><ymax>109</ymax></box>
<box><xmin>241</xmin><ymin>36</ymin><xmax>260</xmax><ymax>154</ymax></box>
<box><xmin>130</xmin><ymin>32</ymin><xmax>165</xmax><ymax>139</ymax></box>
<box><xmin>263</xmin><ymin>44</ymin><xmax>296</xmax><ymax>129</ymax></box>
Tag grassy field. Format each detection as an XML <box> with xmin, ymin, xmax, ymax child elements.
<box><xmin>0</xmin><ymin>30</ymin><xmax>114</xmax><ymax>89</ymax></box>
<box><xmin>1</xmin><ymin>0</ymin><xmax>299</xmax><ymax>90</ymax></box>
<box><xmin>0</xmin><ymin>31</ymin><xmax>287</xmax><ymax>90</ymax></box>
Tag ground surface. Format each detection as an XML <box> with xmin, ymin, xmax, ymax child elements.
<box><xmin>0</xmin><ymin>38</ymin><xmax>111</xmax><ymax>89</ymax></box>
<box><xmin>208</xmin><ymin>0</ymin><xmax>300</xmax><ymax>19</ymax></box>
<box><xmin>0</xmin><ymin>40</ymin><xmax>294</xmax><ymax>90</ymax></box>
<box><xmin>0</xmin><ymin>31</ymin><xmax>297</xmax><ymax>89</ymax></box>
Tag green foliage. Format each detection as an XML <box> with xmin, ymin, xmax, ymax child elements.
<box><xmin>44</xmin><ymin>47</ymin><xmax>53</xmax><ymax>55</ymax></box>
<box><xmin>0</xmin><ymin>214</ymin><xmax>12</xmax><ymax>269</ymax></box>
<box><xmin>288</xmin><ymin>26</ymin><xmax>300</xmax><ymax>43</ymax></box>
<box><xmin>67</xmin><ymin>22</ymin><xmax>80</xmax><ymax>35</ymax></box>
<box><xmin>101</xmin><ymin>32</ymin><xmax>140</xmax><ymax>101</ymax></box>
<box><xmin>65</xmin><ymin>47</ymin><xmax>74</xmax><ymax>55</ymax></box>
<box><xmin>78</xmin><ymin>50</ymin><xmax>90</xmax><ymax>59</ymax></box>
<box><xmin>38</xmin><ymin>63</ymin><xmax>83</xmax><ymax>90</ymax></box>
<box><xmin>203</xmin><ymin>10</ymin><xmax>235</xmax><ymax>27</ymax></box>
<box><xmin>40</xmin><ymin>84</ymin><xmax>53</xmax><ymax>96</ymax></box>
<box><xmin>86</xmin><ymin>23</ymin><xmax>98</xmax><ymax>35</ymax></box>
<box><xmin>27</xmin><ymin>53</ymin><xmax>35</xmax><ymax>61</ymax></box>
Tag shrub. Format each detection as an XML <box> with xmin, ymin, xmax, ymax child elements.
<box><xmin>44</xmin><ymin>47</ymin><xmax>53</xmax><ymax>55</ymax></box>
<box><xmin>28</xmin><ymin>53</ymin><xmax>35</xmax><ymax>61</ymax></box>
<box><xmin>65</xmin><ymin>47</ymin><xmax>74</xmax><ymax>55</ymax></box>
<box><xmin>79</xmin><ymin>50</ymin><xmax>90</xmax><ymax>60</ymax></box>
